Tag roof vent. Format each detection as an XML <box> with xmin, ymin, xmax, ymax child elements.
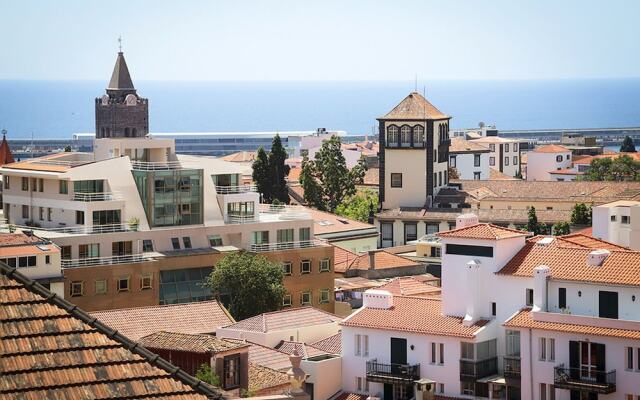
<box><xmin>537</xmin><ymin>237</ymin><xmax>554</xmax><ymax>246</ymax></box>
<box><xmin>587</xmin><ymin>249</ymin><xmax>610</xmax><ymax>267</ymax></box>
<box><xmin>363</xmin><ymin>289</ymin><xmax>393</xmax><ymax>309</ymax></box>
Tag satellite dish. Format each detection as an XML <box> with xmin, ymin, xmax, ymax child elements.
<box><xmin>125</xmin><ymin>94</ymin><xmax>137</xmax><ymax>106</ymax></box>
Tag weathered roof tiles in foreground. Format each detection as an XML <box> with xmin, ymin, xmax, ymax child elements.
<box><xmin>437</xmin><ymin>223</ymin><xmax>529</xmax><ymax>240</ymax></box>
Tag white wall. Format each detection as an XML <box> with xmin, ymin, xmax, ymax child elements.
<box><xmin>217</xmin><ymin>321</ymin><xmax>340</xmax><ymax>348</ymax></box>
<box><xmin>593</xmin><ymin>203</ymin><xmax>640</xmax><ymax>250</ymax></box>
<box><xmin>449</xmin><ymin>152</ymin><xmax>490</xmax><ymax>180</ymax></box>
<box><xmin>302</xmin><ymin>355</ymin><xmax>342</xmax><ymax>400</ymax></box>
<box><xmin>527</xmin><ymin>151</ymin><xmax>572</xmax><ymax>181</ymax></box>
<box><xmin>383</xmin><ymin>150</ymin><xmax>426</xmax><ymax>209</ymax></box>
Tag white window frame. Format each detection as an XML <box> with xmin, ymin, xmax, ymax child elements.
<box><xmin>355</xmin><ymin>334</ymin><xmax>361</xmax><ymax>356</ymax></box>
<box><xmin>539</xmin><ymin>337</ymin><xmax>547</xmax><ymax>361</ymax></box>
<box><xmin>319</xmin><ymin>258</ymin><xmax>330</xmax><ymax>272</ymax></box>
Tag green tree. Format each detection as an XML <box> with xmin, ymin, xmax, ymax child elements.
<box><xmin>448</xmin><ymin>166</ymin><xmax>459</xmax><ymax>180</ymax></box>
<box><xmin>620</xmin><ymin>135</ymin><xmax>637</xmax><ymax>152</ymax></box>
<box><xmin>571</xmin><ymin>203</ymin><xmax>592</xmax><ymax>225</ymax></box>
<box><xmin>300</xmin><ymin>136</ymin><xmax>366</xmax><ymax>212</ymax></box>
<box><xmin>64</xmin><ymin>145</ymin><xmax>72</xmax><ymax>152</ymax></box>
<box><xmin>552</xmin><ymin>221</ymin><xmax>571</xmax><ymax>236</ymax></box>
<box><xmin>205</xmin><ymin>252</ymin><xmax>285</xmax><ymax>321</ymax></box>
<box><xmin>335</xmin><ymin>189</ymin><xmax>379</xmax><ymax>223</ymax></box>
<box><xmin>583</xmin><ymin>156</ymin><xmax>640</xmax><ymax>181</ymax></box>
<box><xmin>268</xmin><ymin>134</ymin><xmax>290</xmax><ymax>204</ymax></box>
<box><xmin>195</xmin><ymin>363</ymin><xmax>220</xmax><ymax>386</ymax></box>
<box><xmin>527</xmin><ymin>206</ymin><xmax>541</xmax><ymax>235</ymax></box>
<box><xmin>252</xmin><ymin>147</ymin><xmax>272</xmax><ymax>202</ymax></box>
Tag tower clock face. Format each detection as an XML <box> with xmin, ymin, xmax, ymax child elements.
<box><xmin>125</xmin><ymin>94</ymin><xmax>137</xmax><ymax>106</ymax></box>
<box><xmin>101</xmin><ymin>95</ymin><xmax>109</xmax><ymax>105</ymax></box>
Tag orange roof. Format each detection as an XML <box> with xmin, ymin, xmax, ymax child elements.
<box><xmin>362</xmin><ymin>167</ymin><xmax>379</xmax><ymax>186</ymax></box>
<box><xmin>341</xmin><ymin>250</ymin><xmax>420</xmax><ymax>272</ymax></box>
<box><xmin>379</xmin><ymin>92</ymin><xmax>449</xmax><ymax>120</ymax></box>
<box><xmin>533</xmin><ymin>144</ymin><xmax>570</xmax><ymax>153</ymax></box>
<box><xmin>573</xmin><ymin>152</ymin><xmax>640</xmax><ymax>165</ymax></box>
<box><xmin>309</xmin><ymin>207</ymin><xmax>375</xmax><ymax>235</ymax></box>
<box><xmin>504</xmin><ymin>308</ymin><xmax>640</xmax><ymax>340</ymax></box>
<box><xmin>243</xmin><ymin>341</ymin><xmax>293</xmax><ymax>371</ymax></box>
<box><xmin>0</xmin><ymin>133</ymin><xmax>15</xmax><ymax>165</ymax></box>
<box><xmin>248</xmin><ymin>363</ymin><xmax>289</xmax><ymax>394</ymax></box>
<box><xmin>220</xmin><ymin>151</ymin><xmax>257</xmax><ymax>162</ymax></box>
<box><xmin>449</xmin><ymin>138</ymin><xmax>491</xmax><ymax>153</ymax></box>
<box><xmin>310</xmin><ymin>332</ymin><xmax>342</xmax><ymax>354</ymax></box>
<box><xmin>497</xmin><ymin>238</ymin><xmax>640</xmax><ymax>286</ymax></box>
<box><xmin>489</xmin><ymin>169</ymin><xmax>518</xmax><ymax>180</ymax></box>
<box><xmin>221</xmin><ymin>306</ymin><xmax>341</xmax><ymax>333</ymax></box>
<box><xmin>0</xmin><ymin>243</ymin><xmax>58</xmax><ymax>257</ymax></box>
<box><xmin>0</xmin><ymin>233</ymin><xmax>46</xmax><ymax>246</ymax></box>
<box><xmin>377</xmin><ymin>276</ymin><xmax>441</xmax><ymax>297</ymax></box>
<box><xmin>437</xmin><ymin>223</ymin><xmax>529</xmax><ymax>240</ymax></box>
<box><xmin>549</xmin><ymin>169</ymin><xmax>582</xmax><ymax>175</ymax></box>
<box><xmin>334</xmin><ymin>246</ymin><xmax>359</xmax><ymax>273</ymax></box>
<box><xmin>287</xmin><ymin>166</ymin><xmax>302</xmax><ymax>182</ymax></box>
<box><xmin>274</xmin><ymin>340</ymin><xmax>327</xmax><ymax>358</ymax></box>
<box><xmin>3</xmin><ymin>152</ymin><xmax>78</xmax><ymax>173</ymax></box>
<box><xmin>139</xmin><ymin>331</ymin><xmax>248</xmax><ymax>354</ymax></box>
<box><xmin>557</xmin><ymin>233</ymin><xmax>629</xmax><ymax>251</ymax></box>
<box><xmin>341</xmin><ymin>296</ymin><xmax>488</xmax><ymax>338</ymax></box>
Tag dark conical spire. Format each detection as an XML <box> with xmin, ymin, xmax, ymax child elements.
<box><xmin>107</xmin><ymin>52</ymin><xmax>135</xmax><ymax>90</ymax></box>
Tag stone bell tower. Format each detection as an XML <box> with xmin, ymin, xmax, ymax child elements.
<box><xmin>95</xmin><ymin>51</ymin><xmax>149</xmax><ymax>139</ymax></box>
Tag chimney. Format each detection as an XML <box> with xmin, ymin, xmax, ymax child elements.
<box><xmin>456</xmin><ymin>213</ymin><xmax>479</xmax><ymax>229</ymax></box>
<box><xmin>463</xmin><ymin>259</ymin><xmax>481</xmax><ymax>327</ymax></box>
<box><xmin>587</xmin><ymin>249</ymin><xmax>610</xmax><ymax>267</ymax></box>
<box><xmin>363</xmin><ymin>289</ymin><xmax>393</xmax><ymax>309</ymax></box>
<box><xmin>368</xmin><ymin>250</ymin><xmax>377</xmax><ymax>270</ymax></box>
<box><xmin>533</xmin><ymin>265</ymin><xmax>551</xmax><ymax>312</ymax></box>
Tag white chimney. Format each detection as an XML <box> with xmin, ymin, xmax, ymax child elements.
<box><xmin>456</xmin><ymin>213</ymin><xmax>479</xmax><ymax>229</ymax></box>
<box><xmin>363</xmin><ymin>289</ymin><xmax>393</xmax><ymax>309</ymax></box>
<box><xmin>533</xmin><ymin>265</ymin><xmax>551</xmax><ymax>312</ymax></box>
<box><xmin>587</xmin><ymin>249</ymin><xmax>610</xmax><ymax>267</ymax></box>
<box><xmin>463</xmin><ymin>259</ymin><xmax>481</xmax><ymax>327</ymax></box>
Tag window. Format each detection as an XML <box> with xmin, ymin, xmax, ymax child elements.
<box><xmin>3</xmin><ymin>175</ymin><xmax>9</xmax><ymax>190</ymax></box>
<box><xmin>21</xmin><ymin>177</ymin><xmax>28</xmax><ymax>191</ymax></box>
<box><xmin>426</xmin><ymin>223</ymin><xmax>439</xmax><ymax>235</ymax></box>
<box><xmin>413</xmin><ymin>125</ymin><xmax>424</xmax><ymax>145</ymax></box>
<box><xmin>61</xmin><ymin>246</ymin><xmax>71</xmax><ymax>260</ymax></box>
<box><xmin>320</xmin><ymin>289</ymin><xmax>330</xmax><ymax>304</ymax></box>
<box><xmin>404</xmin><ymin>223</ymin><xmax>417</xmax><ymax>244</ymax></box>
<box><xmin>277</xmin><ymin>228</ymin><xmax>294</xmax><ymax>243</ymax></box>
<box><xmin>223</xmin><ymin>355</ymin><xmax>241</xmax><ymax>390</ymax></box>
<box><xmin>141</xmin><ymin>273</ymin><xmax>153</xmax><ymax>290</ymax></box>
<box><xmin>489</xmin><ymin>144</ymin><xmax>495</xmax><ymax>152</ymax></box>
<box><xmin>559</xmin><ymin>287</ymin><xmax>566</xmax><ymax>309</ymax></box>
<box><xmin>461</xmin><ymin>381</ymin><xmax>474</xmax><ymax>396</ymax></box>
<box><xmin>111</xmin><ymin>241</ymin><xmax>132</xmax><ymax>256</ymax></box>
<box><xmin>439</xmin><ymin>384</ymin><xmax>445</xmax><ymax>394</ymax></box>
<box><xmin>461</xmin><ymin>342</ymin><xmax>474</xmax><ymax>360</ymax></box>
<box><xmin>301</xmin><ymin>291</ymin><xmax>311</xmax><ymax>305</ymax></box>
<box><xmin>381</xmin><ymin>222</ymin><xmax>393</xmax><ymax>248</ymax></box>
<box><xmin>450</xmin><ymin>155</ymin><xmax>457</xmax><ymax>168</ymax></box>
<box><xmin>59</xmin><ymin>180</ymin><xmax>68</xmax><ymax>194</ymax></box>
<box><xmin>505</xmin><ymin>144</ymin><xmax>510</xmax><ymax>152</ymax></box>
<box><xmin>438</xmin><ymin>171</ymin><xmax>442</xmax><ymax>187</ymax></box>
<box><xmin>79</xmin><ymin>243</ymin><xmax>99</xmax><ymax>259</ymax></box>
<box><xmin>300</xmin><ymin>260</ymin><xmax>311</xmax><ymax>274</ymax></box>
<box><xmin>513</xmin><ymin>156</ymin><xmax>518</xmax><ymax>165</ymax></box>
<box><xmin>75</xmin><ymin>210</ymin><xmax>84</xmax><ymax>225</ymax></box>
<box><xmin>47</xmin><ymin>207</ymin><xmax>52</xmax><ymax>221</ymax></box>
<box><xmin>390</xmin><ymin>173</ymin><xmax>402</xmax><ymax>188</ymax></box>
<box><xmin>319</xmin><ymin>259</ymin><xmax>330</xmax><ymax>272</ymax></box>
<box><xmin>45</xmin><ymin>255</ymin><xmax>50</xmax><ymax>264</ymax></box>
<box><xmin>182</xmin><ymin>237</ymin><xmax>192</xmax><ymax>249</ymax></box>
<box><xmin>540</xmin><ymin>383</ymin><xmax>547</xmax><ymax>400</ymax></box>
<box><xmin>356</xmin><ymin>377</ymin><xmax>362</xmax><ymax>391</ymax></box>
<box><xmin>526</xmin><ymin>288</ymin><xmax>534</xmax><ymax>306</ymax></box>
<box><xmin>22</xmin><ymin>205</ymin><xmax>29</xmax><ymax>219</ymax></box>
<box><xmin>363</xmin><ymin>334</ymin><xmax>369</xmax><ymax>357</ymax></box>
<box><xmin>159</xmin><ymin>267</ymin><xmax>213</xmax><ymax>305</ymax></box>
<box><xmin>539</xmin><ymin>337</ymin><xmax>547</xmax><ymax>360</ymax></box>
<box><xmin>506</xmin><ymin>330</ymin><xmax>521</xmax><ymax>357</ymax></box>
<box><xmin>505</xmin><ymin>156</ymin><xmax>510</xmax><ymax>166</ymax></box>
<box><xmin>355</xmin><ymin>334</ymin><xmax>362</xmax><ymax>356</ymax></box>
<box><xmin>489</xmin><ymin>156</ymin><xmax>495</xmax><ymax>166</ymax></box>
<box><xmin>446</xmin><ymin>244</ymin><xmax>493</xmax><ymax>257</ymax></box>
<box><xmin>611</xmin><ymin>215</ymin><xmax>617</xmax><ymax>222</ymax></box>
<box><xmin>431</xmin><ymin>342</ymin><xmax>437</xmax><ymax>363</ymax></box>
<box><xmin>142</xmin><ymin>239</ymin><xmax>154</xmax><ymax>252</ymax></box>
<box><xmin>117</xmin><ymin>276</ymin><xmax>130</xmax><ymax>292</ymax></box>
<box><xmin>474</xmin><ymin>171</ymin><xmax>481</xmax><ymax>180</ymax></box>
<box><xmin>38</xmin><ymin>178</ymin><xmax>44</xmax><ymax>192</ymax></box>
<box><xmin>39</xmin><ymin>207</ymin><xmax>44</xmax><ymax>221</ymax></box>
<box><xmin>626</xmin><ymin>347</ymin><xmax>636</xmax><ymax>370</ymax></box>
<box><xmin>171</xmin><ymin>237</ymin><xmax>180</xmax><ymax>250</ymax></box>
<box><xmin>18</xmin><ymin>256</ymin><xmax>37</xmax><ymax>268</ymax></box>
<box><xmin>549</xmin><ymin>338</ymin><xmax>555</xmax><ymax>361</ymax></box>
<box><xmin>439</xmin><ymin>343</ymin><xmax>444</xmax><ymax>364</ymax></box>
<box><xmin>283</xmin><ymin>294</ymin><xmax>292</xmax><ymax>307</ymax></box>
<box><xmin>491</xmin><ymin>302</ymin><xmax>496</xmax><ymax>316</ymax></box>
<box><xmin>282</xmin><ymin>262</ymin><xmax>292</xmax><ymax>276</ymax></box>
<box><xmin>400</xmin><ymin>125</ymin><xmax>411</xmax><ymax>147</ymax></box>
<box><xmin>208</xmin><ymin>235</ymin><xmax>223</xmax><ymax>246</ymax></box>
<box><xmin>70</xmin><ymin>281</ymin><xmax>84</xmax><ymax>297</ymax></box>
<box><xmin>92</xmin><ymin>210</ymin><xmax>121</xmax><ymax>225</ymax></box>
<box><xmin>95</xmin><ymin>279</ymin><xmax>107</xmax><ymax>294</ymax></box>
<box><xmin>299</xmin><ymin>227</ymin><xmax>311</xmax><ymax>242</ymax></box>
<box><xmin>387</xmin><ymin>125</ymin><xmax>399</xmax><ymax>146</ymax></box>
<box><xmin>556</xmin><ymin>155</ymin><xmax>563</xmax><ymax>162</ymax></box>
<box><xmin>474</xmin><ymin>154</ymin><xmax>481</xmax><ymax>167</ymax></box>
<box><xmin>622</xmin><ymin>215</ymin><xmax>631</xmax><ymax>224</ymax></box>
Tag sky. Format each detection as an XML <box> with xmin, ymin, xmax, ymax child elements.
<box><xmin>1</xmin><ymin>0</ymin><xmax>639</xmax><ymax>81</ymax></box>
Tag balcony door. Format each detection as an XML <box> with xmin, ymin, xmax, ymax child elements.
<box><xmin>390</xmin><ymin>337</ymin><xmax>407</xmax><ymax>365</ymax></box>
<box><xmin>598</xmin><ymin>291</ymin><xmax>618</xmax><ymax>319</ymax></box>
<box><xmin>569</xmin><ymin>341</ymin><xmax>605</xmax><ymax>383</ymax></box>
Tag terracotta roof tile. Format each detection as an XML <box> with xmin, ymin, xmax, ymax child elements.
<box><xmin>437</xmin><ymin>223</ymin><xmax>529</xmax><ymax>240</ymax></box>
<box><xmin>504</xmin><ymin>308</ymin><xmax>640</xmax><ymax>340</ymax></box>
<box><xmin>377</xmin><ymin>276</ymin><xmax>442</xmax><ymax>297</ymax></box>
<box><xmin>332</xmin><ymin>393</ymin><xmax>370</xmax><ymax>400</ymax></box>
<box><xmin>0</xmin><ymin>133</ymin><xmax>15</xmax><ymax>165</ymax></box>
<box><xmin>347</xmin><ymin>250</ymin><xmax>420</xmax><ymax>271</ymax></box>
<box><xmin>310</xmin><ymin>332</ymin><xmax>342</xmax><ymax>355</ymax></box>
<box><xmin>334</xmin><ymin>246</ymin><xmax>359</xmax><ymax>273</ymax></box>
<box><xmin>91</xmin><ymin>300</ymin><xmax>234</xmax><ymax>340</ymax></box>
<box><xmin>362</xmin><ymin>167</ymin><xmax>379</xmax><ymax>186</ymax></box>
<box><xmin>220</xmin><ymin>151</ymin><xmax>257</xmax><ymax>163</ymax></box>
<box><xmin>274</xmin><ymin>340</ymin><xmax>327</xmax><ymax>358</ymax></box>
<box><xmin>221</xmin><ymin>306</ymin><xmax>341</xmax><ymax>333</ymax></box>
<box><xmin>489</xmin><ymin>169</ymin><xmax>518</xmax><ymax>180</ymax></box>
<box><xmin>0</xmin><ymin>264</ymin><xmax>223</xmax><ymax>399</ymax></box>
<box><xmin>380</xmin><ymin>92</ymin><xmax>449</xmax><ymax>120</ymax></box>
<box><xmin>248</xmin><ymin>363</ymin><xmax>289</xmax><ymax>393</ymax></box>
<box><xmin>557</xmin><ymin>233</ymin><xmax>629</xmax><ymax>251</ymax></box>
<box><xmin>449</xmin><ymin>138</ymin><xmax>491</xmax><ymax>153</ymax></box>
<box><xmin>341</xmin><ymin>296</ymin><xmax>488</xmax><ymax>338</ymax></box>
<box><xmin>139</xmin><ymin>331</ymin><xmax>249</xmax><ymax>354</ymax></box>
<box><xmin>533</xmin><ymin>144</ymin><xmax>571</xmax><ymax>153</ymax></box>
<box><xmin>309</xmin><ymin>208</ymin><xmax>375</xmax><ymax>235</ymax></box>
<box><xmin>242</xmin><ymin>342</ymin><xmax>293</xmax><ymax>371</ymax></box>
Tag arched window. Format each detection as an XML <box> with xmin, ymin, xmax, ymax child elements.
<box><xmin>387</xmin><ymin>125</ymin><xmax>399</xmax><ymax>147</ymax></box>
<box><xmin>124</xmin><ymin>128</ymin><xmax>130</xmax><ymax>137</ymax></box>
<box><xmin>400</xmin><ymin>125</ymin><xmax>412</xmax><ymax>147</ymax></box>
<box><xmin>413</xmin><ymin>125</ymin><xmax>424</xmax><ymax>146</ymax></box>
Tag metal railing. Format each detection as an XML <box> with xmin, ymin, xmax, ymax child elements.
<box><xmin>11</xmin><ymin>223</ymin><xmax>130</xmax><ymax>235</ymax></box>
<box><xmin>73</xmin><ymin>192</ymin><xmax>123</xmax><ymax>202</ymax></box>
<box><xmin>225</xmin><ymin>214</ymin><xmax>258</xmax><ymax>224</ymax></box>
<box><xmin>62</xmin><ymin>254</ymin><xmax>154</xmax><ymax>268</ymax></box>
<box><xmin>258</xmin><ymin>204</ymin><xmax>310</xmax><ymax>220</ymax></box>
<box><xmin>503</xmin><ymin>356</ymin><xmax>521</xmax><ymax>378</ymax></box>
<box><xmin>366</xmin><ymin>360</ymin><xmax>420</xmax><ymax>381</ymax></box>
<box><xmin>460</xmin><ymin>357</ymin><xmax>498</xmax><ymax>381</ymax></box>
<box><xmin>554</xmin><ymin>365</ymin><xmax>616</xmax><ymax>393</ymax></box>
<box><xmin>130</xmin><ymin>160</ymin><xmax>184</xmax><ymax>171</ymax></box>
<box><xmin>216</xmin><ymin>185</ymin><xmax>257</xmax><ymax>194</ymax></box>
<box><xmin>249</xmin><ymin>239</ymin><xmax>326</xmax><ymax>252</ymax></box>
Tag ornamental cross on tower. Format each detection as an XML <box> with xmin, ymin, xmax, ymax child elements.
<box><xmin>118</xmin><ymin>36</ymin><xmax>122</xmax><ymax>52</ymax></box>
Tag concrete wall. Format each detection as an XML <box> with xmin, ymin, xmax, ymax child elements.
<box><xmin>593</xmin><ymin>203</ymin><xmax>640</xmax><ymax>250</ymax></box>
<box><xmin>302</xmin><ymin>355</ymin><xmax>342</xmax><ymax>400</ymax></box>
<box><xmin>449</xmin><ymin>152</ymin><xmax>490</xmax><ymax>180</ymax></box>
<box><xmin>527</xmin><ymin>150</ymin><xmax>572</xmax><ymax>181</ymax></box>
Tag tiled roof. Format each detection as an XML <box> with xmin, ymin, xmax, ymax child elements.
<box><xmin>533</xmin><ymin>144</ymin><xmax>570</xmax><ymax>153</ymax></box>
<box><xmin>331</xmin><ymin>393</ymin><xmax>370</xmax><ymax>400</ymax></box>
<box><xmin>362</xmin><ymin>167</ymin><xmax>379</xmax><ymax>186</ymax></box>
<box><xmin>437</xmin><ymin>223</ymin><xmax>529</xmax><ymax>240</ymax></box>
<box><xmin>287</xmin><ymin>166</ymin><xmax>302</xmax><ymax>182</ymax></box>
<box><xmin>449</xmin><ymin>138</ymin><xmax>491</xmax><ymax>153</ymax></box>
<box><xmin>377</xmin><ymin>276</ymin><xmax>442</xmax><ymax>297</ymax></box>
<box><xmin>334</xmin><ymin>246</ymin><xmax>359</xmax><ymax>273</ymax></box>
<box><xmin>309</xmin><ymin>208</ymin><xmax>376</xmax><ymax>235</ymax></box>
<box><xmin>274</xmin><ymin>340</ymin><xmax>327</xmax><ymax>358</ymax></box>
<box><xmin>0</xmin><ymin>133</ymin><xmax>15</xmax><ymax>166</ymax></box>
<box><xmin>91</xmin><ymin>300</ymin><xmax>234</xmax><ymax>340</ymax></box>
<box><xmin>0</xmin><ymin>263</ymin><xmax>223</xmax><ymax>400</ymax></box>
<box><xmin>220</xmin><ymin>151</ymin><xmax>257</xmax><ymax>163</ymax></box>
<box><xmin>310</xmin><ymin>332</ymin><xmax>342</xmax><ymax>355</ymax></box>
<box><xmin>335</xmin><ymin>276</ymin><xmax>383</xmax><ymax>291</ymax></box>
<box><xmin>244</xmin><ymin>342</ymin><xmax>293</xmax><ymax>371</ymax></box>
<box><xmin>336</xmin><ymin>249</ymin><xmax>420</xmax><ymax>272</ymax></box>
<box><xmin>504</xmin><ymin>308</ymin><xmax>640</xmax><ymax>340</ymax></box>
<box><xmin>221</xmin><ymin>306</ymin><xmax>341</xmax><ymax>333</ymax></box>
<box><xmin>380</xmin><ymin>92</ymin><xmax>449</xmax><ymax>120</ymax></box>
<box><xmin>376</xmin><ymin>207</ymin><xmax>573</xmax><ymax>225</ymax></box>
<box><xmin>0</xmin><ymin>233</ymin><xmax>46</xmax><ymax>246</ymax></box>
<box><xmin>497</xmin><ymin>238</ymin><xmax>640</xmax><ymax>286</ymax></box>
<box><xmin>489</xmin><ymin>169</ymin><xmax>518</xmax><ymax>180</ymax></box>
<box><xmin>572</xmin><ymin>152</ymin><xmax>640</xmax><ymax>165</ymax></box>
<box><xmin>548</xmin><ymin>169</ymin><xmax>582</xmax><ymax>175</ymax></box>
<box><xmin>139</xmin><ymin>331</ymin><xmax>249</xmax><ymax>354</ymax></box>
<box><xmin>471</xmin><ymin>136</ymin><xmax>521</xmax><ymax>144</ymax></box>
<box><xmin>248</xmin><ymin>363</ymin><xmax>289</xmax><ymax>393</ymax></box>
<box><xmin>557</xmin><ymin>233</ymin><xmax>629</xmax><ymax>251</ymax></box>
<box><xmin>341</xmin><ymin>296</ymin><xmax>488</xmax><ymax>338</ymax></box>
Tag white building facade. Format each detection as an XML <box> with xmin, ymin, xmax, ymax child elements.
<box><xmin>471</xmin><ymin>137</ymin><xmax>523</xmax><ymax>178</ymax></box>
<box><xmin>592</xmin><ymin>200</ymin><xmax>640</xmax><ymax>250</ymax></box>
<box><xmin>449</xmin><ymin>138</ymin><xmax>491</xmax><ymax>180</ymax></box>
<box><xmin>526</xmin><ymin>145</ymin><xmax>573</xmax><ymax>181</ymax></box>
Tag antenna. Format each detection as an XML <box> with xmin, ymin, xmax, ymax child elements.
<box><xmin>414</xmin><ymin>74</ymin><xmax>418</xmax><ymax>92</ymax></box>
<box><xmin>118</xmin><ymin>35</ymin><xmax>123</xmax><ymax>52</ymax></box>
<box><xmin>423</xmin><ymin>85</ymin><xmax>426</xmax><ymax>98</ymax></box>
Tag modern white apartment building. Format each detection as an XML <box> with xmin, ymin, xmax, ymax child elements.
<box><xmin>449</xmin><ymin>138</ymin><xmax>491</xmax><ymax>180</ymax></box>
<box><xmin>526</xmin><ymin>145</ymin><xmax>573</xmax><ymax>181</ymax></box>
<box><xmin>471</xmin><ymin>136</ymin><xmax>523</xmax><ymax>178</ymax></box>
<box><xmin>342</xmin><ymin>214</ymin><xmax>640</xmax><ymax>400</ymax></box>
<box><xmin>592</xmin><ymin>200</ymin><xmax>640</xmax><ymax>250</ymax></box>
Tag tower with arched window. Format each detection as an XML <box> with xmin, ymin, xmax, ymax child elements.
<box><xmin>377</xmin><ymin>91</ymin><xmax>451</xmax><ymax>210</ymax></box>
<box><xmin>95</xmin><ymin>52</ymin><xmax>149</xmax><ymax>139</ymax></box>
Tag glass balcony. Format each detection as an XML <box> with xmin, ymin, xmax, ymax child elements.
<box><xmin>73</xmin><ymin>192</ymin><xmax>123</xmax><ymax>202</ymax></box>
<box><xmin>216</xmin><ymin>185</ymin><xmax>257</xmax><ymax>194</ymax></box>
<box><xmin>503</xmin><ymin>356</ymin><xmax>521</xmax><ymax>379</ymax></box>
<box><xmin>460</xmin><ymin>357</ymin><xmax>498</xmax><ymax>381</ymax></box>
<box><xmin>366</xmin><ymin>359</ymin><xmax>420</xmax><ymax>384</ymax></box>
<box><xmin>554</xmin><ymin>365</ymin><xmax>616</xmax><ymax>394</ymax></box>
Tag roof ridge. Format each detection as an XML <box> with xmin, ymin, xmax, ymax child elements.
<box><xmin>0</xmin><ymin>263</ymin><xmax>226</xmax><ymax>399</ymax></box>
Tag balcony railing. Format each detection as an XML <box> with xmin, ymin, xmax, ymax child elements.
<box><xmin>503</xmin><ymin>356</ymin><xmax>521</xmax><ymax>379</ymax></box>
<box><xmin>11</xmin><ymin>224</ymin><xmax>131</xmax><ymax>236</ymax></box>
<box><xmin>460</xmin><ymin>357</ymin><xmax>498</xmax><ymax>381</ymax></box>
<box><xmin>366</xmin><ymin>360</ymin><xmax>420</xmax><ymax>384</ymax></box>
<box><xmin>225</xmin><ymin>214</ymin><xmax>258</xmax><ymax>224</ymax></box>
<box><xmin>130</xmin><ymin>161</ymin><xmax>183</xmax><ymax>171</ymax></box>
<box><xmin>216</xmin><ymin>185</ymin><xmax>257</xmax><ymax>194</ymax></box>
<box><xmin>62</xmin><ymin>254</ymin><xmax>154</xmax><ymax>269</ymax></box>
<box><xmin>554</xmin><ymin>365</ymin><xmax>616</xmax><ymax>394</ymax></box>
<box><xmin>258</xmin><ymin>204</ymin><xmax>310</xmax><ymax>220</ymax></box>
<box><xmin>249</xmin><ymin>240</ymin><xmax>326</xmax><ymax>252</ymax></box>
<box><xmin>73</xmin><ymin>192</ymin><xmax>123</xmax><ymax>202</ymax></box>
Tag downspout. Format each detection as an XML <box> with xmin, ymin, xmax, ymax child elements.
<box><xmin>528</xmin><ymin>328</ymin><xmax>534</xmax><ymax>400</ymax></box>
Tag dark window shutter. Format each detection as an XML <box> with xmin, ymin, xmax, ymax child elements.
<box><xmin>559</xmin><ymin>288</ymin><xmax>566</xmax><ymax>309</ymax></box>
<box><xmin>569</xmin><ymin>341</ymin><xmax>579</xmax><ymax>376</ymax></box>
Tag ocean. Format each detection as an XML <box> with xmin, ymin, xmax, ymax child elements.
<box><xmin>0</xmin><ymin>79</ymin><xmax>639</xmax><ymax>139</ymax></box>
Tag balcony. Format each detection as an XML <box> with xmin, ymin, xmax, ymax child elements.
<box><xmin>73</xmin><ymin>192</ymin><xmax>123</xmax><ymax>202</ymax></box>
<box><xmin>249</xmin><ymin>239</ymin><xmax>327</xmax><ymax>253</ymax></box>
<box><xmin>503</xmin><ymin>356</ymin><xmax>521</xmax><ymax>379</ymax></box>
<box><xmin>225</xmin><ymin>214</ymin><xmax>258</xmax><ymax>224</ymax></box>
<box><xmin>460</xmin><ymin>357</ymin><xmax>498</xmax><ymax>381</ymax></box>
<box><xmin>12</xmin><ymin>224</ymin><xmax>131</xmax><ymax>238</ymax></box>
<box><xmin>61</xmin><ymin>254</ymin><xmax>155</xmax><ymax>269</ymax></box>
<box><xmin>216</xmin><ymin>185</ymin><xmax>257</xmax><ymax>194</ymax></box>
<box><xmin>554</xmin><ymin>366</ymin><xmax>616</xmax><ymax>394</ymax></box>
<box><xmin>366</xmin><ymin>360</ymin><xmax>420</xmax><ymax>384</ymax></box>
<box><xmin>130</xmin><ymin>161</ymin><xmax>183</xmax><ymax>171</ymax></box>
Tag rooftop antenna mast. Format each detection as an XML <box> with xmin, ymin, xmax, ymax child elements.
<box><xmin>414</xmin><ymin>74</ymin><xmax>418</xmax><ymax>92</ymax></box>
<box><xmin>118</xmin><ymin>35</ymin><xmax>123</xmax><ymax>52</ymax></box>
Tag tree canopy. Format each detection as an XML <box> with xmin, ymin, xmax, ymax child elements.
<box><xmin>195</xmin><ymin>363</ymin><xmax>220</xmax><ymax>387</ymax></box>
<box><xmin>251</xmin><ymin>134</ymin><xmax>290</xmax><ymax>203</ymax></box>
<box><xmin>620</xmin><ymin>136</ymin><xmax>637</xmax><ymax>153</ymax></box>
<box><xmin>300</xmin><ymin>136</ymin><xmax>366</xmax><ymax>212</ymax></box>
<box><xmin>552</xmin><ymin>221</ymin><xmax>571</xmax><ymax>236</ymax></box>
<box><xmin>570</xmin><ymin>202</ymin><xmax>592</xmax><ymax>225</ymax></box>
<box><xmin>526</xmin><ymin>206</ymin><xmax>542</xmax><ymax>235</ymax></box>
<box><xmin>335</xmin><ymin>189</ymin><xmax>378</xmax><ymax>223</ymax></box>
<box><xmin>582</xmin><ymin>155</ymin><xmax>640</xmax><ymax>181</ymax></box>
<box><xmin>205</xmin><ymin>252</ymin><xmax>285</xmax><ymax>321</ymax></box>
